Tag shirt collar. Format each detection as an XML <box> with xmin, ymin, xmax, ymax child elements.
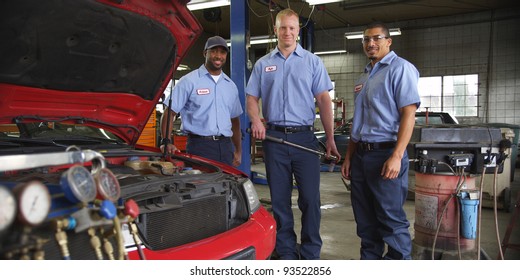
<box><xmin>197</xmin><ymin>64</ymin><xmax>230</xmax><ymax>82</ymax></box>
<box><xmin>270</xmin><ymin>43</ymin><xmax>304</xmax><ymax>59</ymax></box>
<box><xmin>364</xmin><ymin>50</ymin><xmax>397</xmax><ymax>73</ymax></box>
<box><xmin>198</xmin><ymin>64</ymin><xmax>209</xmax><ymax>76</ymax></box>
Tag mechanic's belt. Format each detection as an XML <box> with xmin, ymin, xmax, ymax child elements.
<box><xmin>267</xmin><ymin>124</ymin><xmax>314</xmax><ymax>134</ymax></box>
<box><xmin>357</xmin><ymin>141</ymin><xmax>396</xmax><ymax>151</ymax></box>
<box><xmin>188</xmin><ymin>134</ymin><xmax>229</xmax><ymax>141</ymax></box>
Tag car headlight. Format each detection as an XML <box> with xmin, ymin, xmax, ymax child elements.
<box><xmin>242</xmin><ymin>179</ymin><xmax>260</xmax><ymax>214</ymax></box>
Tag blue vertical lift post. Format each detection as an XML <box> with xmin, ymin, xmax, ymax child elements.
<box><xmin>229</xmin><ymin>0</ymin><xmax>251</xmax><ymax>177</ymax></box>
<box><xmin>230</xmin><ymin>0</ymin><xmax>269</xmax><ymax>184</ymax></box>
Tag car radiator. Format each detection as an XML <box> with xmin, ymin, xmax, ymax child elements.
<box><xmin>138</xmin><ymin>195</ymin><xmax>228</xmax><ymax>250</ymax></box>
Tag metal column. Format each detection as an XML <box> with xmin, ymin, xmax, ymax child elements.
<box><xmin>299</xmin><ymin>16</ymin><xmax>315</xmax><ymax>52</ymax></box>
<box><xmin>230</xmin><ymin>0</ymin><xmax>251</xmax><ymax>175</ymax></box>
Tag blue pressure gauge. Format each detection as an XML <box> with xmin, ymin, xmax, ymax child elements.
<box><xmin>60</xmin><ymin>165</ymin><xmax>97</xmax><ymax>204</ymax></box>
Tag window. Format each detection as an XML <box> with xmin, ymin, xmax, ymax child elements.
<box><xmin>417</xmin><ymin>74</ymin><xmax>479</xmax><ymax>117</ymax></box>
<box><xmin>329</xmin><ymin>80</ymin><xmax>336</xmax><ymax>107</ymax></box>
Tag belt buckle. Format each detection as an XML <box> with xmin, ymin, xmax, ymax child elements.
<box><xmin>212</xmin><ymin>135</ymin><xmax>219</xmax><ymax>140</ymax></box>
<box><xmin>284</xmin><ymin>127</ymin><xmax>293</xmax><ymax>134</ymax></box>
<box><xmin>362</xmin><ymin>142</ymin><xmax>372</xmax><ymax>151</ymax></box>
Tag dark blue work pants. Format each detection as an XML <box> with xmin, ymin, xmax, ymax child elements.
<box><xmin>264</xmin><ymin>130</ymin><xmax>322</xmax><ymax>260</ymax></box>
<box><xmin>350</xmin><ymin>147</ymin><xmax>412</xmax><ymax>260</ymax></box>
<box><xmin>187</xmin><ymin>137</ymin><xmax>233</xmax><ymax>166</ymax></box>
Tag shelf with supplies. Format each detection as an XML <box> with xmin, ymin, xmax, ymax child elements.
<box><xmin>251</xmin><ymin>137</ymin><xmax>263</xmax><ymax>164</ymax></box>
<box><xmin>250</xmin><ymin>120</ymin><xmax>266</xmax><ymax>164</ymax></box>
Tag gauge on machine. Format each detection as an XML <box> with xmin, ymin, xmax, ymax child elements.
<box><xmin>14</xmin><ymin>181</ymin><xmax>51</xmax><ymax>226</ymax></box>
<box><xmin>0</xmin><ymin>185</ymin><xmax>17</xmax><ymax>232</ymax></box>
<box><xmin>60</xmin><ymin>165</ymin><xmax>97</xmax><ymax>204</ymax></box>
<box><xmin>94</xmin><ymin>168</ymin><xmax>121</xmax><ymax>202</ymax></box>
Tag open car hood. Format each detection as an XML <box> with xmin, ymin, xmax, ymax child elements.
<box><xmin>0</xmin><ymin>0</ymin><xmax>202</xmax><ymax>144</ymax></box>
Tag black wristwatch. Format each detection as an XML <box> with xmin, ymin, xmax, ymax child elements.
<box><xmin>161</xmin><ymin>138</ymin><xmax>171</xmax><ymax>146</ymax></box>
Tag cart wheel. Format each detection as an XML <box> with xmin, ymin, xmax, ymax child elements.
<box><xmin>502</xmin><ymin>187</ymin><xmax>512</xmax><ymax>213</ymax></box>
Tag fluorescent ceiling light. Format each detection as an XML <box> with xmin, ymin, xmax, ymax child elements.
<box><xmin>176</xmin><ymin>64</ymin><xmax>190</xmax><ymax>71</ymax></box>
<box><xmin>345</xmin><ymin>28</ymin><xmax>402</xmax><ymax>39</ymax></box>
<box><xmin>314</xmin><ymin>50</ymin><xmax>347</xmax><ymax>55</ymax></box>
<box><xmin>250</xmin><ymin>35</ymin><xmax>277</xmax><ymax>45</ymax></box>
<box><xmin>304</xmin><ymin>0</ymin><xmax>342</xmax><ymax>5</ymax></box>
<box><xmin>187</xmin><ymin>0</ymin><xmax>230</xmax><ymax>11</ymax></box>
<box><xmin>226</xmin><ymin>35</ymin><xmax>278</xmax><ymax>46</ymax></box>
<box><xmin>344</xmin><ymin>32</ymin><xmax>364</xmax><ymax>40</ymax></box>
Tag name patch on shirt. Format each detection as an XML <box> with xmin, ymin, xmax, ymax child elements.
<box><xmin>197</xmin><ymin>88</ymin><xmax>210</xmax><ymax>95</ymax></box>
<box><xmin>265</xmin><ymin>65</ymin><xmax>277</xmax><ymax>72</ymax></box>
<box><xmin>354</xmin><ymin>84</ymin><xmax>363</xmax><ymax>93</ymax></box>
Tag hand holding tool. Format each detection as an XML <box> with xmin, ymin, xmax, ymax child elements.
<box><xmin>246</xmin><ymin>128</ymin><xmax>338</xmax><ymax>161</ymax></box>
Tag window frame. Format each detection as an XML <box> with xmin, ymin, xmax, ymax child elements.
<box><xmin>417</xmin><ymin>74</ymin><xmax>479</xmax><ymax>117</ymax></box>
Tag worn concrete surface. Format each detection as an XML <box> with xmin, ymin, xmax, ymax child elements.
<box><xmin>251</xmin><ymin>162</ymin><xmax>520</xmax><ymax>260</ymax></box>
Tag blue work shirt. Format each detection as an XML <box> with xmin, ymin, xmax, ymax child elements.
<box><xmin>246</xmin><ymin>44</ymin><xmax>333</xmax><ymax>126</ymax></box>
<box><xmin>163</xmin><ymin>65</ymin><xmax>243</xmax><ymax>137</ymax></box>
<box><xmin>351</xmin><ymin>51</ymin><xmax>421</xmax><ymax>143</ymax></box>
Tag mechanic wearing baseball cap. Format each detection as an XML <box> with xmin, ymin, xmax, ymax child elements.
<box><xmin>204</xmin><ymin>35</ymin><xmax>229</xmax><ymax>52</ymax></box>
<box><xmin>160</xmin><ymin>36</ymin><xmax>243</xmax><ymax>167</ymax></box>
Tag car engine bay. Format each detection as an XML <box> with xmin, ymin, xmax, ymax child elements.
<box><xmin>0</xmin><ymin>147</ymin><xmax>254</xmax><ymax>260</ymax></box>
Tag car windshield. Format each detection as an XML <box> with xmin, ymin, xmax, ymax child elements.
<box><xmin>0</xmin><ymin>122</ymin><xmax>125</xmax><ymax>150</ymax></box>
<box><xmin>334</xmin><ymin>120</ymin><xmax>352</xmax><ymax>134</ymax></box>
<box><xmin>415</xmin><ymin>112</ymin><xmax>458</xmax><ymax>125</ymax></box>
<box><xmin>415</xmin><ymin>116</ymin><xmax>446</xmax><ymax>125</ymax></box>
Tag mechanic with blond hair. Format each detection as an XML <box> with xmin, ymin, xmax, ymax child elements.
<box><xmin>246</xmin><ymin>8</ymin><xmax>340</xmax><ymax>260</ymax></box>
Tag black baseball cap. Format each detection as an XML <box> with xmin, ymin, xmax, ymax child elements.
<box><xmin>204</xmin><ymin>36</ymin><xmax>229</xmax><ymax>52</ymax></box>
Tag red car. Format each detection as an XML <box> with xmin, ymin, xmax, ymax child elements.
<box><xmin>0</xmin><ymin>0</ymin><xmax>275</xmax><ymax>260</ymax></box>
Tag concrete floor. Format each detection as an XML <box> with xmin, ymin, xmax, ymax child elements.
<box><xmin>251</xmin><ymin>162</ymin><xmax>520</xmax><ymax>260</ymax></box>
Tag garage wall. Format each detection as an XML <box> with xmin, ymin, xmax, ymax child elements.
<box><xmin>313</xmin><ymin>7</ymin><xmax>520</xmax><ymax>126</ymax></box>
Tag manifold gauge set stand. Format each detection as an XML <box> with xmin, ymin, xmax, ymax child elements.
<box><xmin>0</xmin><ymin>146</ymin><xmax>143</xmax><ymax>260</ymax></box>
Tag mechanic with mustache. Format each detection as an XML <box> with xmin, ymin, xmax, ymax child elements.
<box><xmin>160</xmin><ymin>36</ymin><xmax>243</xmax><ymax>166</ymax></box>
<box><xmin>341</xmin><ymin>22</ymin><xmax>420</xmax><ymax>260</ymax></box>
<box><xmin>246</xmin><ymin>8</ymin><xmax>341</xmax><ymax>260</ymax></box>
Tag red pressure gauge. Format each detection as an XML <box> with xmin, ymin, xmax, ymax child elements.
<box><xmin>94</xmin><ymin>168</ymin><xmax>121</xmax><ymax>202</ymax></box>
